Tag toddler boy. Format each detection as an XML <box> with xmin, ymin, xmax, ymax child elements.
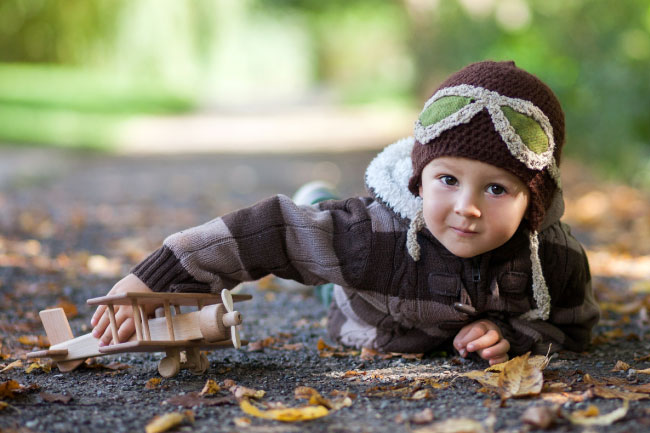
<box><xmin>92</xmin><ymin>61</ymin><xmax>600</xmax><ymax>365</ymax></box>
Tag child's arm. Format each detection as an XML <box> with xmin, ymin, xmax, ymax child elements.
<box><xmin>90</xmin><ymin>274</ymin><xmax>153</xmax><ymax>346</ymax></box>
<box><xmin>453</xmin><ymin>319</ymin><xmax>510</xmax><ymax>365</ymax></box>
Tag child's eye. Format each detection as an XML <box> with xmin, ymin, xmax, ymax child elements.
<box><xmin>487</xmin><ymin>184</ymin><xmax>506</xmax><ymax>195</ymax></box>
<box><xmin>439</xmin><ymin>175</ymin><xmax>458</xmax><ymax>186</ymax></box>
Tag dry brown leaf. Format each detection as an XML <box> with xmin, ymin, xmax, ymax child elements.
<box><xmin>240</xmin><ymin>398</ymin><xmax>329</xmax><ymax>422</ymax></box>
<box><xmin>281</xmin><ymin>343</ymin><xmax>304</xmax><ymax>351</ymax></box>
<box><xmin>226</xmin><ymin>381</ymin><xmax>265</xmax><ymax>400</ymax></box>
<box><xmin>409</xmin><ymin>389</ymin><xmax>435</xmax><ymax>400</ymax></box>
<box><xmin>0</xmin><ymin>401</ymin><xmax>8</xmax><ymax>411</ymax></box>
<box><xmin>460</xmin><ymin>370</ymin><xmax>500</xmax><ymax>389</ymax></box>
<box><xmin>541</xmin><ymin>391</ymin><xmax>590</xmax><ymax>404</ymax></box>
<box><xmin>52</xmin><ymin>300</ymin><xmax>78</xmax><ymax>318</ymax></box>
<box><xmin>612</xmin><ymin>360</ymin><xmax>632</xmax><ymax>372</ymax></box>
<box><xmin>564</xmin><ymin>400</ymin><xmax>629</xmax><ymax>426</ymax></box>
<box><xmin>636</xmin><ymin>367</ymin><xmax>650</xmax><ymax>374</ymax></box>
<box><xmin>498</xmin><ymin>352</ymin><xmax>544</xmax><ymax>400</ymax></box>
<box><xmin>0</xmin><ymin>360</ymin><xmax>23</xmax><ymax>373</ymax></box>
<box><xmin>145</xmin><ymin>411</ymin><xmax>194</xmax><ymax>433</ymax></box>
<box><xmin>199</xmin><ymin>379</ymin><xmax>220</xmax><ymax>396</ymax></box>
<box><xmin>295</xmin><ymin>386</ymin><xmax>352</xmax><ymax>410</ymax></box>
<box><xmin>164</xmin><ymin>392</ymin><xmax>233</xmax><ymax>408</ymax></box>
<box><xmin>233</xmin><ymin>417</ymin><xmax>252</xmax><ymax>427</ymax></box>
<box><xmin>411</xmin><ymin>408</ymin><xmax>435</xmax><ymax>425</ymax></box>
<box><xmin>0</xmin><ymin>380</ymin><xmax>23</xmax><ymax>399</ymax></box>
<box><xmin>413</xmin><ymin>418</ymin><xmax>485</xmax><ymax>433</ymax></box>
<box><xmin>40</xmin><ymin>392</ymin><xmax>72</xmax><ymax>404</ymax></box>
<box><xmin>592</xmin><ymin>386</ymin><xmax>649</xmax><ymax>400</ymax></box>
<box><xmin>521</xmin><ymin>405</ymin><xmax>558</xmax><ymax>429</ymax></box>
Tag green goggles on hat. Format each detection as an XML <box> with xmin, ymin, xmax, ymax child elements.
<box><xmin>414</xmin><ymin>84</ymin><xmax>560</xmax><ymax>186</ymax></box>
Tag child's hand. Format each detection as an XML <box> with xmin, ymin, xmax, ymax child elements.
<box><xmin>453</xmin><ymin>319</ymin><xmax>510</xmax><ymax>365</ymax></box>
<box><xmin>91</xmin><ymin>273</ymin><xmax>154</xmax><ymax>346</ymax></box>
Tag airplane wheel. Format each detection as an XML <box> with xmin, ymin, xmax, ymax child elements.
<box><xmin>190</xmin><ymin>353</ymin><xmax>209</xmax><ymax>375</ymax></box>
<box><xmin>158</xmin><ymin>356</ymin><xmax>181</xmax><ymax>378</ymax></box>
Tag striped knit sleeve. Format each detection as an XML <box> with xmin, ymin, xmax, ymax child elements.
<box><xmin>132</xmin><ymin>195</ymin><xmax>375</xmax><ymax>293</ymax></box>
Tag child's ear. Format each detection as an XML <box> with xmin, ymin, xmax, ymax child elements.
<box><xmin>418</xmin><ymin>184</ymin><xmax>423</xmax><ymax>197</ymax></box>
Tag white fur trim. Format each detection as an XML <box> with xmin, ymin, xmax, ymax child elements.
<box><xmin>520</xmin><ymin>231</ymin><xmax>551</xmax><ymax>321</ymax></box>
<box><xmin>414</xmin><ymin>85</ymin><xmax>559</xmax><ymax>185</ymax></box>
<box><xmin>365</xmin><ymin>136</ymin><xmax>422</xmax><ymax>221</ymax></box>
<box><xmin>406</xmin><ymin>207</ymin><xmax>425</xmax><ymax>261</ymax></box>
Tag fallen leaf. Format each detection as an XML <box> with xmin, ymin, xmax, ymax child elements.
<box><xmin>409</xmin><ymin>389</ymin><xmax>435</xmax><ymax>400</ymax></box>
<box><xmin>17</xmin><ymin>335</ymin><xmax>49</xmax><ymax>348</ymax></box>
<box><xmin>0</xmin><ymin>360</ymin><xmax>23</xmax><ymax>373</ymax></box>
<box><xmin>145</xmin><ymin>378</ymin><xmax>162</xmax><ymax>390</ymax></box>
<box><xmin>411</xmin><ymin>407</ymin><xmax>435</xmax><ymax>424</ymax></box>
<box><xmin>498</xmin><ymin>352</ymin><xmax>544</xmax><ymax>400</ymax></box>
<box><xmin>40</xmin><ymin>392</ymin><xmax>72</xmax><ymax>404</ymax></box>
<box><xmin>281</xmin><ymin>343</ymin><xmax>304</xmax><ymax>351</ymax></box>
<box><xmin>612</xmin><ymin>360</ymin><xmax>632</xmax><ymax>372</ymax></box>
<box><xmin>592</xmin><ymin>386</ymin><xmax>649</xmax><ymax>400</ymax></box>
<box><xmin>413</xmin><ymin>418</ymin><xmax>485</xmax><ymax>433</ymax></box>
<box><xmin>0</xmin><ymin>401</ymin><xmax>8</xmax><ymax>411</ymax></box>
<box><xmin>228</xmin><ymin>385</ymin><xmax>266</xmax><ymax>400</ymax></box>
<box><xmin>145</xmin><ymin>411</ymin><xmax>194</xmax><ymax>433</ymax></box>
<box><xmin>233</xmin><ymin>417</ymin><xmax>252</xmax><ymax>427</ymax></box>
<box><xmin>521</xmin><ymin>405</ymin><xmax>557</xmax><ymax>429</ymax></box>
<box><xmin>636</xmin><ymin>367</ymin><xmax>650</xmax><ymax>374</ymax></box>
<box><xmin>164</xmin><ymin>392</ymin><xmax>233</xmax><ymax>408</ymax></box>
<box><xmin>571</xmin><ymin>405</ymin><xmax>600</xmax><ymax>418</ymax></box>
<box><xmin>564</xmin><ymin>400</ymin><xmax>629</xmax><ymax>426</ymax></box>
<box><xmin>240</xmin><ymin>398</ymin><xmax>329</xmax><ymax>422</ymax></box>
<box><xmin>52</xmin><ymin>300</ymin><xmax>78</xmax><ymax>318</ymax></box>
<box><xmin>200</xmin><ymin>379</ymin><xmax>220</xmax><ymax>396</ymax></box>
<box><xmin>25</xmin><ymin>361</ymin><xmax>52</xmax><ymax>374</ymax></box>
<box><xmin>0</xmin><ymin>380</ymin><xmax>23</xmax><ymax>399</ymax></box>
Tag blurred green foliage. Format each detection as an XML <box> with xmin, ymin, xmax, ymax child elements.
<box><xmin>0</xmin><ymin>0</ymin><xmax>649</xmax><ymax>185</ymax></box>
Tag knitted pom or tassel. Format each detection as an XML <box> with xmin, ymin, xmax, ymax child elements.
<box><xmin>521</xmin><ymin>231</ymin><xmax>551</xmax><ymax>321</ymax></box>
<box><xmin>407</xmin><ymin>207</ymin><xmax>425</xmax><ymax>261</ymax></box>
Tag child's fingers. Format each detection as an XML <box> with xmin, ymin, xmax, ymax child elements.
<box><xmin>117</xmin><ymin>318</ymin><xmax>135</xmax><ymax>342</ymax></box>
<box><xmin>92</xmin><ymin>311</ymin><xmax>110</xmax><ymax>338</ymax></box>
<box><xmin>466</xmin><ymin>329</ymin><xmax>500</xmax><ymax>352</ymax></box>
<box><xmin>91</xmin><ymin>305</ymin><xmax>107</xmax><ymax>327</ymax></box>
<box><xmin>477</xmin><ymin>338</ymin><xmax>510</xmax><ymax>360</ymax></box>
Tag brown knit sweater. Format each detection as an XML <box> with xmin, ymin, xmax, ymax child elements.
<box><xmin>132</xmin><ymin>138</ymin><xmax>599</xmax><ymax>356</ymax></box>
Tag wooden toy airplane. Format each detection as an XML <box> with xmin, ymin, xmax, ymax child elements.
<box><xmin>27</xmin><ymin>288</ymin><xmax>251</xmax><ymax>377</ymax></box>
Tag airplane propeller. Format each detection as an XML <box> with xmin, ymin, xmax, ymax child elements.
<box><xmin>220</xmin><ymin>288</ymin><xmax>241</xmax><ymax>349</ymax></box>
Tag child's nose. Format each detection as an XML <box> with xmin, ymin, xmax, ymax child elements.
<box><xmin>454</xmin><ymin>192</ymin><xmax>481</xmax><ymax>218</ymax></box>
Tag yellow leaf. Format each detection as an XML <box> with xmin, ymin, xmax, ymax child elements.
<box><xmin>0</xmin><ymin>380</ymin><xmax>23</xmax><ymax>399</ymax></box>
<box><xmin>25</xmin><ymin>361</ymin><xmax>51</xmax><ymax>374</ymax></box>
<box><xmin>410</xmin><ymin>389</ymin><xmax>434</xmax><ymax>400</ymax></box>
<box><xmin>145</xmin><ymin>378</ymin><xmax>162</xmax><ymax>389</ymax></box>
<box><xmin>240</xmin><ymin>398</ymin><xmax>329</xmax><ymax>422</ymax></box>
<box><xmin>0</xmin><ymin>360</ymin><xmax>23</xmax><ymax>373</ymax></box>
<box><xmin>413</xmin><ymin>418</ymin><xmax>485</xmax><ymax>433</ymax></box>
<box><xmin>145</xmin><ymin>411</ymin><xmax>193</xmax><ymax>433</ymax></box>
<box><xmin>460</xmin><ymin>370</ymin><xmax>500</xmax><ymax>389</ymax></box>
<box><xmin>565</xmin><ymin>400</ymin><xmax>629</xmax><ymax>426</ymax></box>
<box><xmin>199</xmin><ymin>379</ymin><xmax>220</xmax><ymax>396</ymax></box>
<box><xmin>571</xmin><ymin>405</ymin><xmax>600</xmax><ymax>418</ymax></box>
<box><xmin>0</xmin><ymin>401</ymin><xmax>8</xmax><ymax>411</ymax></box>
<box><xmin>498</xmin><ymin>352</ymin><xmax>543</xmax><ymax>400</ymax></box>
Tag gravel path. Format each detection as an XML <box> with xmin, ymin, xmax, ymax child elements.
<box><xmin>0</xmin><ymin>147</ymin><xmax>648</xmax><ymax>433</ymax></box>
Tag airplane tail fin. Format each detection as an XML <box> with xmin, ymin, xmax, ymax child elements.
<box><xmin>38</xmin><ymin>308</ymin><xmax>85</xmax><ymax>372</ymax></box>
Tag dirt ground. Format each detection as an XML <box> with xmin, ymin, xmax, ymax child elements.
<box><xmin>0</xmin><ymin>147</ymin><xmax>649</xmax><ymax>433</ymax></box>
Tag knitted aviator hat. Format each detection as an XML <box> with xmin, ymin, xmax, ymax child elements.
<box><xmin>406</xmin><ymin>61</ymin><xmax>566</xmax><ymax>321</ymax></box>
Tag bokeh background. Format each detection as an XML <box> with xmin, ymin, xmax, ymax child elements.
<box><xmin>1</xmin><ymin>0</ymin><xmax>650</xmax><ymax>186</ymax></box>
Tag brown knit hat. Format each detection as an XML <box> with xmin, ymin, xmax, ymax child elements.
<box><xmin>408</xmin><ymin>60</ymin><xmax>565</xmax><ymax>231</ymax></box>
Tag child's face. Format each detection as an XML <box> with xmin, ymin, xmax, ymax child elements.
<box><xmin>418</xmin><ymin>156</ymin><xmax>530</xmax><ymax>258</ymax></box>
